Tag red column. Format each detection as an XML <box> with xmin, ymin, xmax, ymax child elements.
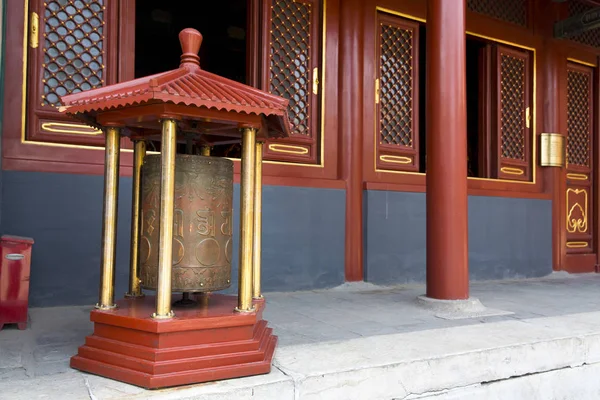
<box><xmin>544</xmin><ymin>43</ymin><xmax>567</xmax><ymax>271</ymax></box>
<box><xmin>425</xmin><ymin>0</ymin><xmax>469</xmax><ymax>300</ymax></box>
<box><xmin>340</xmin><ymin>0</ymin><xmax>364</xmax><ymax>281</ymax></box>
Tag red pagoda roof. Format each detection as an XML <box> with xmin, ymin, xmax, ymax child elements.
<box><xmin>59</xmin><ymin>28</ymin><xmax>291</xmax><ymax>139</ymax></box>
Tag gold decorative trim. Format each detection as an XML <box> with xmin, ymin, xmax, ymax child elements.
<box><xmin>29</xmin><ymin>12</ymin><xmax>39</xmax><ymax>48</ymax></box>
<box><xmin>566</xmin><ymin>188</ymin><xmax>588</xmax><ymax>234</ymax></box>
<box><xmin>567</xmin><ymin>57</ymin><xmax>597</xmax><ymax>68</ymax></box>
<box><xmin>567</xmin><ymin>173</ymin><xmax>588</xmax><ymax>181</ymax></box>
<box><xmin>566</xmin><ymin>241</ymin><xmax>588</xmax><ymax>248</ymax></box>
<box><xmin>41</xmin><ymin>122</ymin><xmax>102</xmax><ymax>135</ymax></box>
<box><xmin>21</xmin><ymin>0</ymin><xmax>28</xmax><ymax>143</ymax></box>
<box><xmin>500</xmin><ymin>167</ymin><xmax>524</xmax><ymax>175</ymax></box>
<box><xmin>375</xmin><ymin>7</ymin><xmax>426</xmax><ymax>23</ymax></box>
<box><xmin>379</xmin><ymin>155</ymin><xmax>412</xmax><ymax>164</ymax></box>
<box><xmin>268</xmin><ymin>144</ymin><xmax>309</xmax><ymax>155</ymax></box>
<box><xmin>372</xmin><ymin>7</ymin><xmax>537</xmax><ymax>185</ymax></box>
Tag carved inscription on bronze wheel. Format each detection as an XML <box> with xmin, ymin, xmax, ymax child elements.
<box><xmin>139</xmin><ymin>155</ymin><xmax>234</xmax><ymax>293</ymax></box>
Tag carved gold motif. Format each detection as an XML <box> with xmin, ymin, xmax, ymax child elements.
<box><xmin>566</xmin><ymin>241</ymin><xmax>588</xmax><ymax>248</ymax></box>
<box><xmin>566</xmin><ymin>188</ymin><xmax>588</xmax><ymax>234</ymax></box>
<box><xmin>380</xmin><ymin>155</ymin><xmax>412</xmax><ymax>164</ymax></box>
<box><xmin>567</xmin><ymin>173</ymin><xmax>588</xmax><ymax>181</ymax></box>
<box><xmin>268</xmin><ymin>144</ymin><xmax>309</xmax><ymax>155</ymax></box>
<box><xmin>140</xmin><ymin>154</ymin><xmax>234</xmax><ymax>293</ymax></box>
<box><xmin>41</xmin><ymin>122</ymin><xmax>102</xmax><ymax>136</ymax></box>
<box><xmin>500</xmin><ymin>167</ymin><xmax>524</xmax><ymax>175</ymax></box>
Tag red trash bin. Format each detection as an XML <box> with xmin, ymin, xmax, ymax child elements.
<box><xmin>0</xmin><ymin>235</ymin><xmax>34</xmax><ymax>331</ymax></box>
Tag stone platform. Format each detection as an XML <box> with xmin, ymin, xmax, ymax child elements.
<box><xmin>2</xmin><ymin>273</ymin><xmax>600</xmax><ymax>399</ymax></box>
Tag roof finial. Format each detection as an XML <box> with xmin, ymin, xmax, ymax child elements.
<box><xmin>179</xmin><ymin>28</ymin><xmax>202</xmax><ymax>68</ymax></box>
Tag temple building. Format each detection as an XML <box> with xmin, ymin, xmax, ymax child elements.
<box><xmin>0</xmin><ymin>0</ymin><xmax>599</xmax><ymax>308</ymax></box>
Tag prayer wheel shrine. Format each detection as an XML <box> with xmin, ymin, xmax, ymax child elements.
<box><xmin>2</xmin><ymin>0</ymin><xmax>600</xmax><ymax>388</ymax></box>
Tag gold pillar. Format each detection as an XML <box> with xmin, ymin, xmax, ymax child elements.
<box><xmin>252</xmin><ymin>141</ymin><xmax>264</xmax><ymax>299</ymax></box>
<box><xmin>200</xmin><ymin>145</ymin><xmax>211</xmax><ymax>156</ymax></box>
<box><xmin>153</xmin><ymin>119</ymin><xmax>178</xmax><ymax>319</ymax></box>
<box><xmin>97</xmin><ymin>127</ymin><xmax>121</xmax><ymax>310</ymax></box>
<box><xmin>125</xmin><ymin>140</ymin><xmax>146</xmax><ymax>298</ymax></box>
<box><xmin>236</xmin><ymin>128</ymin><xmax>256</xmax><ymax>312</ymax></box>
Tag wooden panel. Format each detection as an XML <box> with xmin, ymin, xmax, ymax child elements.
<box><xmin>26</xmin><ymin>0</ymin><xmax>118</xmax><ymax>147</ymax></box>
<box><xmin>374</xmin><ymin>12</ymin><xmax>419</xmax><ymax>172</ymax></box>
<box><xmin>467</xmin><ymin>0</ymin><xmax>528</xmax><ymax>27</ymax></box>
<box><xmin>491</xmin><ymin>44</ymin><xmax>532</xmax><ymax>181</ymax></box>
<box><xmin>565</xmin><ymin>62</ymin><xmax>595</xmax><ymax>264</ymax></box>
<box><xmin>261</xmin><ymin>0</ymin><xmax>322</xmax><ymax>164</ymax></box>
<box><xmin>567</xmin><ymin>0</ymin><xmax>600</xmax><ymax>49</ymax></box>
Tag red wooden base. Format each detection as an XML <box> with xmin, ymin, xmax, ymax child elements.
<box><xmin>70</xmin><ymin>294</ymin><xmax>277</xmax><ymax>389</ymax></box>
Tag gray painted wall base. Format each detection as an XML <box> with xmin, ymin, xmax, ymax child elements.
<box><xmin>1</xmin><ymin>171</ymin><xmax>554</xmax><ymax>306</ymax></box>
<box><xmin>364</xmin><ymin>191</ymin><xmax>553</xmax><ymax>285</ymax></box>
<box><xmin>1</xmin><ymin>171</ymin><xmax>346</xmax><ymax>307</ymax></box>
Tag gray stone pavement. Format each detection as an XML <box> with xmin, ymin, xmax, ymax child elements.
<box><xmin>1</xmin><ymin>272</ymin><xmax>600</xmax><ymax>399</ymax></box>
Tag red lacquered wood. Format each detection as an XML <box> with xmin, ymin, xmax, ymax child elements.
<box><xmin>85</xmin><ymin>320</ymin><xmax>268</xmax><ymax>362</ymax></box>
<box><xmin>78</xmin><ymin>328</ymin><xmax>271</xmax><ymax>375</ymax></box>
<box><xmin>0</xmin><ymin>236</ymin><xmax>34</xmax><ymax>330</ymax></box>
<box><xmin>340</xmin><ymin>0</ymin><xmax>365</xmax><ymax>282</ymax></box>
<box><xmin>71</xmin><ymin>335</ymin><xmax>276</xmax><ymax>389</ymax></box>
<box><xmin>71</xmin><ymin>295</ymin><xmax>277</xmax><ymax>389</ymax></box>
<box><xmin>565</xmin><ymin>253</ymin><xmax>596</xmax><ymax>273</ymax></box>
<box><xmin>425</xmin><ymin>0</ymin><xmax>470</xmax><ymax>300</ymax></box>
<box><xmin>91</xmin><ymin>294</ymin><xmax>261</xmax><ymax>333</ymax></box>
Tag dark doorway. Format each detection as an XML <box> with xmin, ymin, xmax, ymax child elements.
<box><xmin>466</xmin><ymin>36</ymin><xmax>486</xmax><ymax>178</ymax></box>
<box><xmin>135</xmin><ymin>1</ymin><xmax>248</xmax><ymax>82</ymax></box>
<box><xmin>135</xmin><ymin>1</ymin><xmax>249</xmax><ymax>157</ymax></box>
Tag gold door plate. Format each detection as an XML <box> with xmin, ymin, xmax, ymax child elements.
<box><xmin>540</xmin><ymin>133</ymin><xmax>565</xmax><ymax>167</ymax></box>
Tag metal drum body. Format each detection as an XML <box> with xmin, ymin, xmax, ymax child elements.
<box><xmin>140</xmin><ymin>154</ymin><xmax>234</xmax><ymax>292</ymax></box>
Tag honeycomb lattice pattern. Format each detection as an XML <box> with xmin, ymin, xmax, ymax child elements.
<box><xmin>379</xmin><ymin>23</ymin><xmax>413</xmax><ymax>147</ymax></box>
<box><xmin>567</xmin><ymin>69</ymin><xmax>591</xmax><ymax>167</ymax></box>
<box><xmin>43</xmin><ymin>0</ymin><xmax>105</xmax><ymax>106</ymax></box>
<box><xmin>269</xmin><ymin>0</ymin><xmax>312</xmax><ymax>136</ymax></box>
<box><xmin>467</xmin><ymin>0</ymin><xmax>527</xmax><ymax>26</ymax></box>
<box><xmin>500</xmin><ymin>53</ymin><xmax>526</xmax><ymax>160</ymax></box>
<box><xmin>567</xmin><ymin>0</ymin><xmax>600</xmax><ymax>48</ymax></box>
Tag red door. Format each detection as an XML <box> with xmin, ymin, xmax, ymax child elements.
<box><xmin>564</xmin><ymin>61</ymin><xmax>597</xmax><ymax>272</ymax></box>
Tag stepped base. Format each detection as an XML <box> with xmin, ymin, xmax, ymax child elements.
<box><xmin>70</xmin><ymin>294</ymin><xmax>277</xmax><ymax>389</ymax></box>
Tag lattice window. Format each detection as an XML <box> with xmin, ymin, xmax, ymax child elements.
<box><xmin>491</xmin><ymin>45</ymin><xmax>531</xmax><ymax>181</ymax></box>
<box><xmin>379</xmin><ymin>24</ymin><xmax>413</xmax><ymax>147</ymax></box>
<box><xmin>269</xmin><ymin>0</ymin><xmax>311</xmax><ymax>136</ymax></box>
<box><xmin>500</xmin><ymin>53</ymin><xmax>526</xmax><ymax>161</ymax></box>
<box><xmin>567</xmin><ymin>69</ymin><xmax>592</xmax><ymax>167</ymax></box>
<box><xmin>375</xmin><ymin>13</ymin><xmax>419</xmax><ymax>172</ymax></box>
<box><xmin>42</xmin><ymin>0</ymin><xmax>105</xmax><ymax>106</ymax></box>
<box><xmin>567</xmin><ymin>0</ymin><xmax>600</xmax><ymax>48</ymax></box>
<box><xmin>467</xmin><ymin>0</ymin><xmax>527</xmax><ymax>27</ymax></box>
<box><xmin>262</xmin><ymin>0</ymin><xmax>321</xmax><ymax>164</ymax></box>
<box><xmin>26</xmin><ymin>0</ymin><xmax>117</xmax><ymax>147</ymax></box>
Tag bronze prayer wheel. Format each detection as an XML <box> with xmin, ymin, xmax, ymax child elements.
<box><xmin>139</xmin><ymin>154</ymin><xmax>234</xmax><ymax>293</ymax></box>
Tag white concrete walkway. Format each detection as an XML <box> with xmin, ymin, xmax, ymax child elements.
<box><xmin>2</xmin><ymin>273</ymin><xmax>600</xmax><ymax>399</ymax></box>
